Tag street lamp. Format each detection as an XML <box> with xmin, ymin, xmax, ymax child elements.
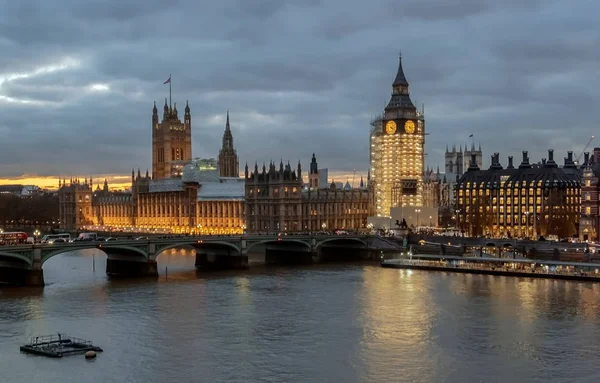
<box><xmin>241</xmin><ymin>224</ymin><xmax>246</xmax><ymax>235</ymax></box>
<box><xmin>415</xmin><ymin>209</ymin><xmax>421</xmax><ymax>227</ymax></box>
<box><xmin>321</xmin><ymin>222</ymin><xmax>327</xmax><ymax>232</ymax></box>
<box><xmin>367</xmin><ymin>222</ymin><xmax>374</xmax><ymax>233</ymax></box>
<box><xmin>429</xmin><ymin>215</ymin><xmax>432</xmax><ymax>227</ymax></box>
<box><xmin>33</xmin><ymin>229</ymin><xmax>41</xmax><ymax>242</ymax></box>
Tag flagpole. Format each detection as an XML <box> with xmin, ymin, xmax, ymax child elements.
<box><xmin>169</xmin><ymin>74</ymin><xmax>172</xmax><ymax>110</ymax></box>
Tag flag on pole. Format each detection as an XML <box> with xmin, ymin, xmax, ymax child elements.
<box><xmin>163</xmin><ymin>76</ymin><xmax>171</xmax><ymax>84</ymax></box>
<box><xmin>468</xmin><ymin>134</ymin><xmax>473</xmax><ymax>138</ymax></box>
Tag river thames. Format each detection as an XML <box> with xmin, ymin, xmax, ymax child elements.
<box><xmin>1</xmin><ymin>248</ymin><xmax>600</xmax><ymax>383</ymax></box>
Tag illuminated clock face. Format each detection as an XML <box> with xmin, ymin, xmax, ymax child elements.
<box><xmin>404</xmin><ymin>120</ymin><xmax>416</xmax><ymax>134</ymax></box>
<box><xmin>385</xmin><ymin>120</ymin><xmax>397</xmax><ymax>135</ymax></box>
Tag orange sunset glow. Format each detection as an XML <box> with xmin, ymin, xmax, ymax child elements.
<box><xmin>0</xmin><ymin>171</ymin><xmax>366</xmax><ymax>191</ymax></box>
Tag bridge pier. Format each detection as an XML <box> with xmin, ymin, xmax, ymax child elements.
<box><xmin>195</xmin><ymin>251</ymin><xmax>248</xmax><ymax>270</ymax></box>
<box><xmin>0</xmin><ymin>267</ymin><xmax>44</xmax><ymax>286</ymax></box>
<box><xmin>264</xmin><ymin>248</ymin><xmax>313</xmax><ymax>265</ymax></box>
<box><xmin>106</xmin><ymin>259</ymin><xmax>158</xmax><ymax>278</ymax></box>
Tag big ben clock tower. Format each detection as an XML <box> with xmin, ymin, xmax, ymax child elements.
<box><xmin>370</xmin><ymin>54</ymin><xmax>425</xmax><ymax>216</ymax></box>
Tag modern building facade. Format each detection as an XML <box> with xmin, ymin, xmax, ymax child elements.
<box><xmin>455</xmin><ymin>150</ymin><xmax>581</xmax><ymax>238</ymax></box>
<box><xmin>370</xmin><ymin>55</ymin><xmax>425</xmax><ymax>217</ymax></box>
<box><xmin>244</xmin><ymin>155</ymin><xmax>372</xmax><ymax>233</ymax></box>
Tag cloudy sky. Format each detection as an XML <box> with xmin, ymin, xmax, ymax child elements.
<box><xmin>0</xmin><ymin>0</ymin><xmax>598</xmax><ymax>188</ymax></box>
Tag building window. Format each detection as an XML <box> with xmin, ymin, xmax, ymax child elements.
<box><xmin>586</xmin><ymin>207</ymin><xmax>591</xmax><ymax>215</ymax></box>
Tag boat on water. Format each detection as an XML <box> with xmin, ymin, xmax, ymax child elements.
<box><xmin>20</xmin><ymin>333</ymin><xmax>103</xmax><ymax>358</ymax></box>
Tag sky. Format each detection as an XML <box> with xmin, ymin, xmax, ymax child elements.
<box><xmin>0</xmin><ymin>0</ymin><xmax>598</xmax><ymax>190</ymax></box>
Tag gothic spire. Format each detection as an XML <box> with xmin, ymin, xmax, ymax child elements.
<box><xmin>392</xmin><ymin>54</ymin><xmax>409</xmax><ymax>87</ymax></box>
<box><xmin>225</xmin><ymin>110</ymin><xmax>230</xmax><ymax>131</ymax></box>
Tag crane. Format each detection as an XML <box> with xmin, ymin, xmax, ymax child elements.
<box><xmin>575</xmin><ymin>135</ymin><xmax>595</xmax><ymax>165</ymax></box>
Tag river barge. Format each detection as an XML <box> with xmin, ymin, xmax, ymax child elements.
<box><xmin>20</xmin><ymin>334</ymin><xmax>103</xmax><ymax>358</ymax></box>
<box><xmin>381</xmin><ymin>254</ymin><xmax>600</xmax><ymax>282</ymax></box>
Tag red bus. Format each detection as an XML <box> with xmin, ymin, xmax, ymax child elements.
<box><xmin>0</xmin><ymin>232</ymin><xmax>28</xmax><ymax>245</ymax></box>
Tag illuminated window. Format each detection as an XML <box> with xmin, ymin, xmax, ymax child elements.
<box><xmin>586</xmin><ymin>207</ymin><xmax>591</xmax><ymax>215</ymax></box>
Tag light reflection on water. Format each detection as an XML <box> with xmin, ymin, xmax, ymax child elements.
<box><xmin>0</xmin><ymin>248</ymin><xmax>599</xmax><ymax>383</ymax></box>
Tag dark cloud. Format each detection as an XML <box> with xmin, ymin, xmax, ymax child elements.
<box><xmin>0</xmin><ymin>0</ymin><xmax>598</xmax><ymax>182</ymax></box>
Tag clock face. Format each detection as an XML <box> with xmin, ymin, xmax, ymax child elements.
<box><xmin>385</xmin><ymin>120</ymin><xmax>397</xmax><ymax>135</ymax></box>
<box><xmin>169</xmin><ymin>125</ymin><xmax>184</xmax><ymax>131</ymax></box>
<box><xmin>404</xmin><ymin>120</ymin><xmax>416</xmax><ymax>134</ymax></box>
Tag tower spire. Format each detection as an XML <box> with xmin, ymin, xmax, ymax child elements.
<box><xmin>225</xmin><ymin>110</ymin><xmax>230</xmax><ymax>131</ymax></box>
<box><xmin>392</xmin><ymin>53</ymin><xmax>409</xmax><ymax>87</ymax></box>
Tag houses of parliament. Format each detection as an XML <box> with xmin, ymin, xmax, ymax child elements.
<box><xmin>58</xmin><ymin>93</ymin><xmax>373</xmax><ymax>233</ymax></box>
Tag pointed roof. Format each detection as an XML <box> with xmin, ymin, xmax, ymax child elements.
<box><xmin>225</xmin><ymin>110</ymin><xmax>230</xmax><ymax>131</ymax></box>
<box><xmin>392</xmin><ymin>54</ymin><xmax>409</xmax><ymax>87</ymax></box>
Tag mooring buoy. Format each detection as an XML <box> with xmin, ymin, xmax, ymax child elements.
<box><xmin>85</xmin><ymin>351</ymin><xmax>97</xmax><ymax>359</ymax></box>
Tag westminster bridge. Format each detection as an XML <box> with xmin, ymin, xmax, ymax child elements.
<box><xmin>0</xmin><ymin>234</ymin><xmax>400</xmax><ymax>286</ymax></box>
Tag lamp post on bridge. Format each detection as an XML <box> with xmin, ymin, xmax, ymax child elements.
<box><xmin>33</xmin><ymin>229</ymin><xmax>41</xmax><ymax>243</ymax></box>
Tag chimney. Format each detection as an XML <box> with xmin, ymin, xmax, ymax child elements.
<box><xmin>490</xmin><ymin>153</ymin><xmax>503</xmax><ymax>170</ymax></box>
<box><xmin>468</xmin><ymin>153</ymin><xmax>479</xmax><ymax>171</ymax></box>
<box><xmin>584</xmin><ymin>152</ymin><xmax>590</xmax><ymax>166</ymax></box>
<box><xmin>507</xmin><ymin>156</ymin><xmax>514</xmax><ymax>169</ymax></box>
<box><xmin>567</xmin><ymin>151</ymin><xmax>573</xmax><ymax>162</ymax></box>
<box><xmin>519</xmin><ymin>151</ymin><xmax>532</xmax><ymax>169</ymax></box>
<box><xmin>546</xmin><ymin>149</ymin><xmax>557</xmax><ymax>168</ymax></box>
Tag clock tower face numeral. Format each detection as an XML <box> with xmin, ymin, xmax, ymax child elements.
<box><xmin>404</xmin><ymin>120</ymin><xmax>415</xmax><ymax>134</ymax></box>
<box><xmin>385</xmin><ymin>120</ymin><xmax>397</xmax><ymax>135</ymax></box>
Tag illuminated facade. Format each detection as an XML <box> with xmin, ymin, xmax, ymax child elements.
<box><xmin>244</xmin><ymin>155</ymin><xmax>372</xmax><ymax>233</ymax></box>
<box><xmin>580</xmin><ymin>149</ymin><xmax>600</xmax><ymax>241</ymax></box>
<box><xmin>455</xmin><ymin>150</ymin><xmax>581</xmax><ymax>238</ymax></box>
<box><xmin>59</xmin><ymin>109</ymin><xmax>244</xmax><ymax>234</ymax></box>
<box><xmin>370</xmin><ymin>55</ymin><xmax>425</xmax><ymax>216</ymax></box>
<box><xmin>152</xmin><ymin>100</ymin><xmax>192</xmax><ymax>180</ymax></box>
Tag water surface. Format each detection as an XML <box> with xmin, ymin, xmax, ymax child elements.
<box><xmin>1</xmin><ymin>249</ymin><xmax>599</xmax><ymax>383</ymax></box>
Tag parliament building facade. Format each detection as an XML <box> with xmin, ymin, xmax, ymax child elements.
<box><xmin>59</xmin><ymin>74</ymin><xmax>382</xmax><ymax>233</ymax></box>
<box><xmin>59</xmin><ymin>100</ymin><xmax>245</xmax><ymax>234</ymax></box>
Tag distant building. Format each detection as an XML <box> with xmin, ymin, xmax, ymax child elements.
<box><xmin>370</xmin><ymin>55</ymin><xmax>425</xmax><ymax>216</ymax></box>
<box><xmin>0</xmin><ymin>185</ymin><xmax>42</xmax><ymax>196</ymax></box>
<box><xmin>244</xmin><ymin>154</ymin><xmax>372</xmax><ymax>233</ymax></box>
<box><xmin>445</xmin><ymin>143</ymin><xmax>483</xmax><ymax>181</ymax></box>
<box><xmin>455</xmin><ymin>150</ymin><xmax>581</xmax><ymax>238</ymax></box>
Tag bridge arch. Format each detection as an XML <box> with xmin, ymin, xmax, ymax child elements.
<box><xmin>40</xmin><ymin>244</ymin><xmax>148</xmax><ymax>266</ymax></box>
<box><xmin>315</xmin><ymin>237</ymin><xmax>367</xmax><ymax>250</ymax></box>
<box><xmin>245</xmin><ymin>239</ymin><xmax>312</xmax><ymax>254</ymax></box>
<box><xmin>0</xmin><ymin>251</ymin><xmax>33</xmax><ymax>268</ymax></box>
<box><xmin>154</xmin><ymin>241</ymin><xmax>241</xmax><ymax>259</ymax></box>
